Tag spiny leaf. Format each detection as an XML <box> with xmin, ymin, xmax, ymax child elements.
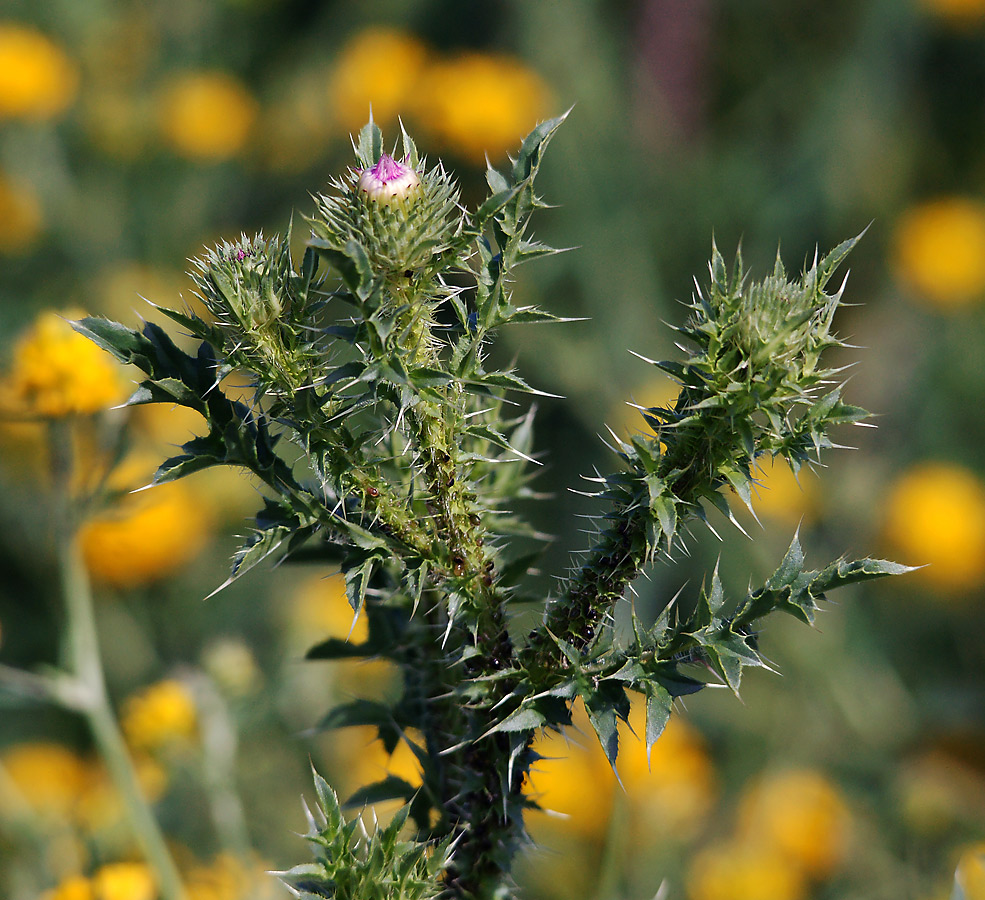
<box><xmin>643</xmin><ymin>682</ymin><xmax>673</xmax><ymax>764</ymax></box>
<box><xmin>344</xmin><ymin>776</ymin><xmax>419</xmax><ymax>809</ymax></box>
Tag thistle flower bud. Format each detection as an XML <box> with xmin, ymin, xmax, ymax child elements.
<box><xmin>356</xmin><ymin>153</ymin><xmax>421</xmax><ymax>206</ymax></box>
<box><xmin>310</xmin><ymin>124</ymin><xmax>463</xmax><ymax>277</ymax></box>
<box><xmin>193</xmin><ymin>234</ymin><xmax>291</xmax><ymax>330</ymax></box>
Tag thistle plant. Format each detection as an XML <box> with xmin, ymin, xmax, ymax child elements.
<box><xmin>75</xmin><ymin>113</ymin><xmax>911</xmax><ymax>900</ymax></box>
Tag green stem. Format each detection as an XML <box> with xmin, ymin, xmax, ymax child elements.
<box><xmin>595</xmin><ymin>791</ymin><xmax>628</xmax><ymax>900</ymax></box>
<box><xmin>48</xmin><ymin>421</ymin><xmax>186</xmax><ymax>900</ymax></box>
<box><xmin>190</xmin><ymin>672</ymin><xmax>252</xmax><ymax>859</ymax></box>
<box><xmin>0</xmin><ymin>662</ymin><xmax>72</xmax><ymax>706</ymax></box>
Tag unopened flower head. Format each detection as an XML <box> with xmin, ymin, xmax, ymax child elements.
<box><xmin>356</xmin><ymin>153</ymin><xmax>421</xmax><ymax>207</ymax></box>
<box><xmin>311</xmin><ymin>126</ymin><xmax>462</xmax><ymax>277</ymax></box>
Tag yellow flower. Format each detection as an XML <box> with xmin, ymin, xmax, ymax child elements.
<box><xmin>327</xmin><ymin>28</ymin><xmax>429</xmax><ymax>131</ymax></box>
<box><xmin>619</xmin><ymin>703</ymin><xmax>717</xmax><ymax>840</ymax></box>
<box><xmin>894</xmin><ymin>198</ymin><xmax>985</xmax><ymax>307</ymax></box>
<box><xmin>0</xmin><ymin>23</ymin><xmax>78</xmax><ymax>120</ymax></box>
<box><xmin>291</xmin><ymin>571</ymin><xmax>369</xmax><ymax>643</ymax></box>
<box><xmin>526</xmin><ymin>700</ymin><xmax>614</xmax><ymax>838</ymax></box>
<box><xmin>289</xmin><ymin>570</ymin><xmax>398</xmax><ymax>714</ymax></box>
<box><xmin>955</xmin><ymin>842</ymin><xmax>985</xmax><ymax>900</ymax></box>
<box><xmin>121</xmin><ymin>679</ymin><xmax>198</xmax><ymax>752</ymax></box>
<box><xmin>157</xmin><ymin>72</ymin><xmax>258</xmax><ymax>161</ymax></box>
<box><xmin>127</xmin><ymin>401</ymin><xmax>257</xmax><ymax>524</ymax></box>
<box><xmin>735</xmin><ymin>769</ymin><xmax>851</xmax><ymax>879</ymax></box>
<box><xmin>91</xmin><ymin>862</ymin><xmax>156</xmax><ymax>900</ymax></box>
<box><xmin>686</xmin><ymin>839</ymin><xmax>806</xmax><ymax>900</ymax></box>
<box><xmin>130</xmin><ymin>400</ymin><xmax>207</xmax><ymax>448</ymax></box>
<box><xmin>919</xmin><ymin>0</ymin><xmax>985</xmax><ymax>26</ymax></box>
<box><xmin>412</xmin><ymin>53</ymin><xmax>552</xmax><ymax>164</ymax></box>
<box><xmin>0</xmin><ymin>170</ymin><xmax>42</xmax><ymax>254</ymax></box>
<box><xmin>0</xmin><ymin>741</ymin><xmax>165</xmax><ymax>831</ymax></box>
<box><xmin>883</xmin><ymin>462</ymin><xmax>985</xmax><ymax>592</ymax></box>
<box><xmin>44</xmin><ymin>875</ymin><xmax>93</xmax><ymax>900</ymax></box>
<box><xmin>333</xmin><ymin>725</ymin><xmax>424</xmax><ymax>812</ymax></box>
<box><xmin>3</xmin><ymin>309</ymin><xmax>128</xmax><ymax>418</ymax></box>
<box><xmin>79</xmin><ymin>473</ymin><xmax>212</xmax><ymax>587</ymax></box>
<box><xmin>617</xmin><ymin>376</ymin><xmax>679</xmax><ymax>437</ymax></box>
<box><xmin>0</xmin><ymin>742</ymin><xmax>89</xmax><ymax>820</ymax></box>
<box><xmin>527</xmin><ymin>698</ymin><xmax>714</xmax><ymax>843</ymax></box>
<box><xmin>749</xmin><ymin>458</ymin><xmax>819</xmax><ymax>526</ymax></box>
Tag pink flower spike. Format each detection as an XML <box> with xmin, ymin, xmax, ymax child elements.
<box><xmin>357</xmin><ymin>153</ymin><xmax>421</xmax><ymax>206</ymax></box>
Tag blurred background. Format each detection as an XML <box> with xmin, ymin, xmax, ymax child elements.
<box><xmin>1</xmin><ymin>1</ymin><xmax>984</xmax><ymax>899</ymax></box>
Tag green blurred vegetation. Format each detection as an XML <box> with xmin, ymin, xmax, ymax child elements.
<box><xmin>1</xmin><ymin>1</ymin><xmax>984</xmax><ymax>899</ymax></box>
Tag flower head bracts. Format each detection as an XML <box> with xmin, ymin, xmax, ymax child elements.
<box><xmin>185</xmin><ymin>231</ymin><xmax>321</xmax><ymax>394</ymax></box>
<box><xmin>309</xmin><ymin>122</ymin><xmax>463</xmax><ymax>279</ymax></box>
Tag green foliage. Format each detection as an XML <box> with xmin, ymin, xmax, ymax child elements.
<box><xmin>73</xmin><ymin>115</ymin><xmax>910</xmax><ymax>900</ymax></box>
<box><xmin>279</xmin><ymin>770</ymin><xmax>455</xmax><ymax>900</ymax></box>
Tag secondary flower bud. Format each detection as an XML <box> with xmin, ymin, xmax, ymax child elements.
<box><xmin>357</xmin><ymin>153</ymin><xmax>421</xmax><ymax>206</ymax></box>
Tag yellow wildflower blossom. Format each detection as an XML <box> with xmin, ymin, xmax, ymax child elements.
<box><xmin>291</xmin><ymin>571</ymin><xmax>369</xmax><ymax>643</ymax></box>
<box><xmin>0</xmin><ymin>170</ymin><xmax>42</xmax><ymax>254</ymax></box>
<box><xmin>327</xmin><ymin>28</ymin><xmax>429</xmax><ymax>131</ymax></box>
<box><xmin>618</xmin><ymin>375</ymin><xmax>679</xmax><ymax>437</ymax></box>
<box><xmin>290</xmin><ymin>571</ymin><xmax>399</xmax><ymax>702</ymax></box>
<box><xmin>91</xmin><ymin>862</ymin><xmax>156</xmax><ymax>900</ymax></box>
<box><xmin>686</xmin><ymin>839</ymin><xmax>806</xmax><ymax>900</ymax></box>
<box><xmin>80</xmin><ymin>475</ymin><xmax>211</xmax><ymax>587</ymax></box>
<box><xmin>620</xmin><ymin>703</ymin><xmax>717</xmax><ymax>839</ymax></box>
<box><xmin>44</xmin><ymin>876</ymin><xmax>93</xmax><ymax>900</ymax></box>
<box><xmin>0</xmin><ymin>23</ymin><xmax>78</xmax><ymax>120</ymax></box>
<box><xmin>736</xmin><ymin>769</ymin><xmax>851</xmax><ymax>878</ymax></box>
<box><xmin>527</xmin><ymin>700</ymin><xmax>614</xmax><ymax>838</ymax></box>
<box><xmin>121</xmin><ymin>679</ymin><xmax>198</xmax><ymax>752</ymax></box>
<box><xmin>3</xmin><ymin>309</ymin><xmax>128</xmax><ymax>418</ymax></box>
<box><xmin>158</xmin><ymin>71</ymin><xmax>258</xmax><ymax>161</ymax></box>
<box><xmin>750</xmin><ymin>458</ymin><xmax>819</xmax><ymax>526</ymax></box>
<box><xmin>412</xmin><ymin>53</ymin><xmax>552</xmax><ymax>164</ymax></box>
<box><xmin>333</xmin><ymin>725</ymin><xmax>424</xmax><ymax>817</ymax></box>
<box><xmin>955</xmin><ymin>842</ymin><xmax>985</xmax><ymax>899</ymax></box>
<box><xmin>0</xmin><ymin>740</ymin><xmax>165</xmax><ymax>831</ymax></box>
<box><xmin>894</xmin><ymin>198</ymin><xmax>985</xmax><ymax>307</ymax></box>
<box><xmin>0</xmin><ymin>742</ymin><xmax>89</xmax><ymax>820</ymax></box>
<box><xmin>883</xmin><ymin>461</ymin><xmax>985</xmax><ymax>592</ymax></box>
<box><xmin>126</xmin><ymin>401</ymin><xmax>256</xmax><ymax>523</ymax></box>
<box><xmin>527</xmin><ymin>698</ymin><xmax>714</xmax><ymax>842</ymax></box>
